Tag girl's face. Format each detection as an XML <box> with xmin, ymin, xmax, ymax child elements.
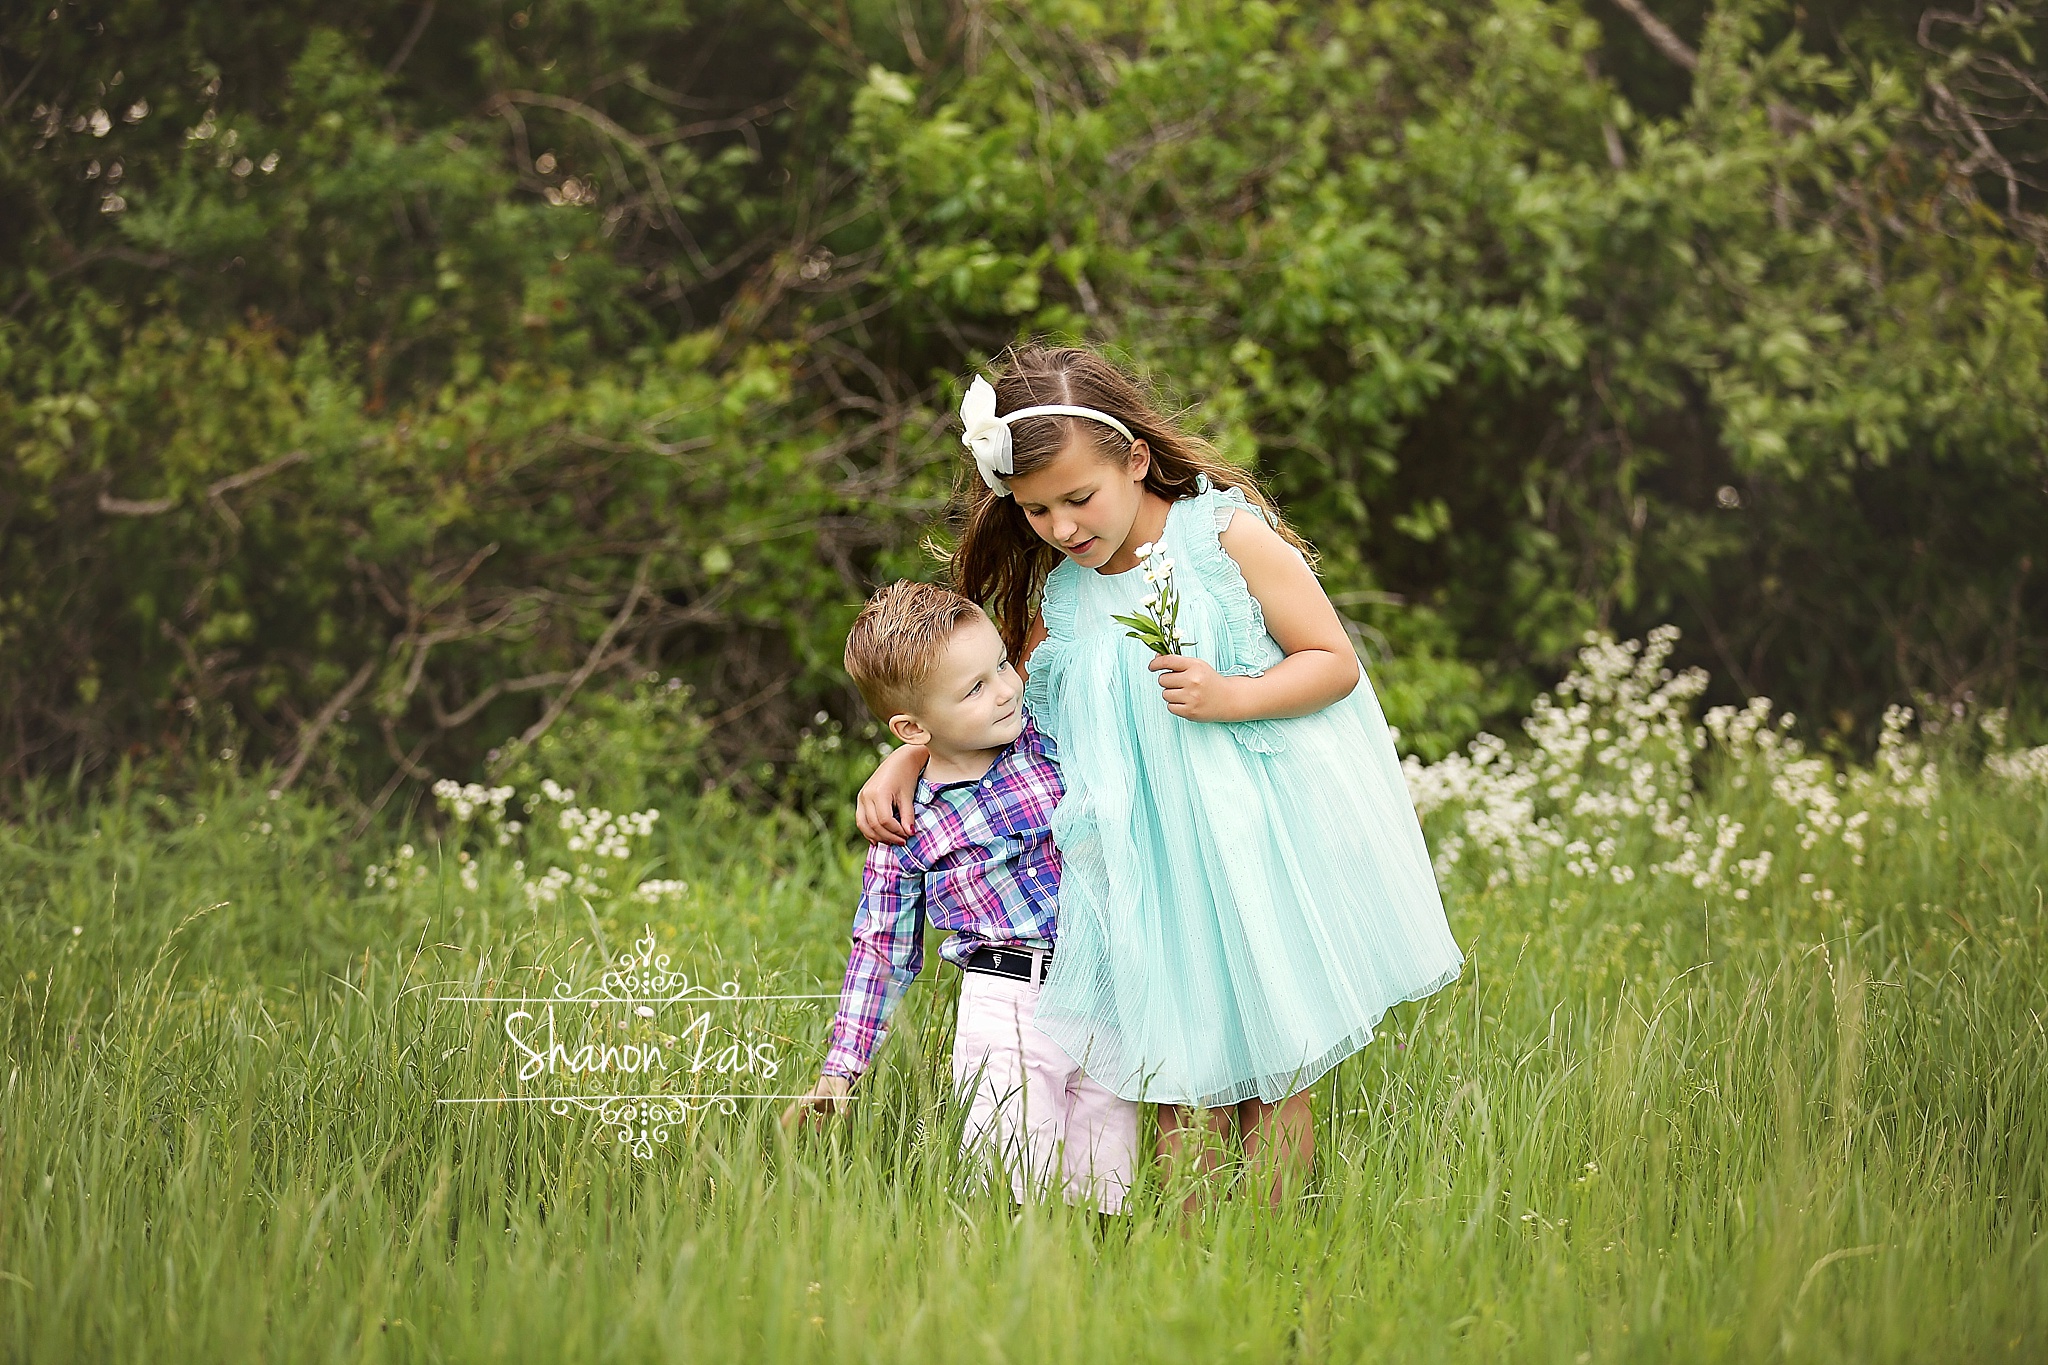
<box><xmin>1008</xmin><ymin>437</ymin><xmax>1155</xmax><ymax>573</ymax></box>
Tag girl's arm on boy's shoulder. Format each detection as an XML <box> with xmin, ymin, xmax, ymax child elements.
<box><xmin>1149</xmin><ymin>511</ymin><xmax>1360</xmax><ymax>723</ymax></box>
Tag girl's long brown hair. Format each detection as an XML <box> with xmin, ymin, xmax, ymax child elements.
<box><xmin>946</xmin><ymin>344</ymin><xmax>1314</xmax><ymax>660</ymax></box>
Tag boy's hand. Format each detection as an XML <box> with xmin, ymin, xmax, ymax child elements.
<box><xmin>781</xmin><ymin>1074</ymin><xmax>854</xmax><ymax>1130</ymax></box>
<box><xmin>1150</xmin><ymin>655</ymin><xmax>1242</xmax><ymax>722</ymax></box>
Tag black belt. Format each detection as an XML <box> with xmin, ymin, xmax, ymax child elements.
<box><xmin>963</xmin><ymin>945</ymin><xmax>1053</xmax><ymax>983</ymax></box>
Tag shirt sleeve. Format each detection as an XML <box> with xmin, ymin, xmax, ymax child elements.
<box><xmin>821</xmin><ymin>842</ymin><xmax>926</xmax><ymax>1079</ymax></box>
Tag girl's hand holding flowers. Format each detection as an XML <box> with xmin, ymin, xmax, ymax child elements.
<box><xmin>1116</xmin><ymin>539</ymin><xmax>1243</xmax><ymax>720</ymax></box>
<box><xmin>1149</xmin><ymin>654</ymin><xmax>1244</xmax><ymax>721</ymax></box>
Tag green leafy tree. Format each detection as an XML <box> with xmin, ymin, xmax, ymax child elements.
<box><xmin>2</xmin><ymin>0</ymin><xmax>2042</xmax><ymax>804</ymax></box>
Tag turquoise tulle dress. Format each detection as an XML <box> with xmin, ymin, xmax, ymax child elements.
<box><xmin>1025</xmin><ymin>482</ymin><xmax>1464</xmax><ymax>1107</ymax></box>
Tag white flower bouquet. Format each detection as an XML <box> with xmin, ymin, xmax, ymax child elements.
<box><xmin>1111</xmin><ymin>541</ymin><xmax>1189</xmax><ymax>655</ymax></box>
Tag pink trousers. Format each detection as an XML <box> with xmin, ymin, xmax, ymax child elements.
<box><xmin>951</xmin><ymin>968</ymin><xmax>1139</xmax><ymax>1213</ymax></box>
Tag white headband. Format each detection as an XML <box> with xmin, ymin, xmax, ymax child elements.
<box><xmin>958</xmin><ymin>375</ymin><xmax>1136</xmax><ymax>494</ymax></box>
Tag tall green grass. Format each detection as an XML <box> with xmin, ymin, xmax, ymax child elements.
<box><xmin>2</xmin><ymin>760</ymin><xmax>2043</xmax><ymax>1362</ymax></box>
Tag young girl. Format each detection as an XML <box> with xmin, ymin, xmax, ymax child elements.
<box><xmin>857</xmin><ymin>345</ymin><xmax>1463</xmax><ymax>1197</ymax></box>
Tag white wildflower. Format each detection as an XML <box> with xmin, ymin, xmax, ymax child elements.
<box><xmin>1987</xmin><ymin>745</ymin><xmax>2048</xmax><ymax>786</ymax></box>
<box><xmin>1403</xmin><ymin>626</ymin><xmax>1948</xmax><ymax>899</ymax></box>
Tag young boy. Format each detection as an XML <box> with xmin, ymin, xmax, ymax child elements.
<box><xmin>782</xmin><ymin>581</ymin><xmax>1137</xmax><ymax>1213</ymax></box>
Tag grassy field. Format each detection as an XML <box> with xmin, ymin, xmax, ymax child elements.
<box><xmin>3</xmin><ymin>715</ymin><xmax>2045</xmax><ymax>1361</ymax></box>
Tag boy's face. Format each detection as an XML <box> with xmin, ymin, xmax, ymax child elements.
<box><xmin>891</xmin><ymin>614</ymin><xmax>1024</xmax><ymax>757</ymax></box>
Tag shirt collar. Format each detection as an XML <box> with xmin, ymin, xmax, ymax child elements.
<box><xmin>915</xmin><ymin>713</ymin><xmax>1041</xmax><ymax>804</ymax></box>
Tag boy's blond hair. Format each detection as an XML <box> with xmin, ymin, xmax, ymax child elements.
<box><xmin>844</xmin><ymin>581</ymin><xmax>987</xmax><ymax>721</ymax></box>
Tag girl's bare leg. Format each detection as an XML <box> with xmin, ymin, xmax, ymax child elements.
<box><xmin>1237</xmin><ymin>1090</ymin><xmax>1314</xmax><ymax>1205</ymax></box>
<box><xmin>1156</xmin><ymin>1104</ymin><xmax>1234</xmax><ymax>1214</ymax></box>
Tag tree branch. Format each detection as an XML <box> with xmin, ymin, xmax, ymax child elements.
<box><xmin>641</xmin><ymin>97</ymin><xmax>793</xmax><ymax>148</ymax></box>
<box><xmin>386</xmin><ymin>0</ymin><xmax>436</xmax><ymax>76</ymax></box>
<box><xmin>98</xmin><ymin>492</ymin><xmax>177</xmax><ymax>516</ymax></box>
<box><xmin>1932</xmin><ymin>74</ymin><xmax>2028</xmax><ymax>217</ymax></box>
<box><xmin>513</xmin><ymin>556</ymin><xmax>655</xmax><ymax>749</ymax></box>
<box><xmin>275</xmin><ymin>658</ymin><xmax>378</xmax><ymax>792</ymax></box>
<box><xmin>100</xmin><ymin>449</ymin><xmax>310</xmax><ymax>524</ymax></box>
<box><xmin>207</xmin><ymin>450</ymin><xmax>311</xmax><ymax>530</ymax></box>
<box><xmin>0</xmin><ymin>49</ymin><xmax>50</xmax><ymax>116</ymax></box>
<box><xmin>429</xmin><ymin>669</ymin><xmax>574</xmax><ymax>730</ymax></box>
<box><xmin>1609</xmin><ymin>0</ymin><xmax>1699</xmax><ymax>71</ymax></box>
<box><xmin>394</xmin><ymin>595</ymin><xmax>526</xmax><ymax>709</ymax></box>
<box><xmin>488</xmin><ymin>90</ymin><xmax>714</xmax><ymax>274</ymax></box>
<box><xmin>352</xmin><ymin>733</ymin><xmax>432</xmax><ymax>838</ymax></box>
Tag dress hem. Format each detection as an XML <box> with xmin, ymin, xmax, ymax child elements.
<box><xmin>1047</xmin><ymin>957</ymin><xmax>1466</xmax><ymax>1109</ymax></box>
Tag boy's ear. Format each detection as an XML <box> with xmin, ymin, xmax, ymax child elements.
<box><xmin>887</xmin><ymin>712</ymin><xmax>930</xmax><ymax>746</ymax></box>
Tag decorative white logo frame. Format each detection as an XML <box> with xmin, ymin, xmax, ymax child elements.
<box><xmin>438</xmin><ymin>927</ymin><xmax>834</xmax><ymax>1157</ymax></box>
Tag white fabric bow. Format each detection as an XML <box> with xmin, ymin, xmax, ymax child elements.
<box><xmin>960</xmin><ymin>376</ymin><xmax>1013</xmax><ymax>492</ymax></box>
<box><xmin>959</xmin><ymin>375</ymin><xmax>1140</xmax><ymax>496</ymax></box>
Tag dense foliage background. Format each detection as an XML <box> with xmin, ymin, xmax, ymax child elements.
<box><xmin>4</xmin><ymin>0</ymin><xmax>2044</xmax><ymax>814</ymax></box>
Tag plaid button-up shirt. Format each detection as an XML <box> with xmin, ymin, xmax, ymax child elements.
<box><xmin>822</xmin><ymin>715</ymin><xmax>1063</xmax><ymax>1079</ymax></box>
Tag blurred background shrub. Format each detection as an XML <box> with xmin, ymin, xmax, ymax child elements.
<box><xmin>2</xmin><ymin>0</ymin><xmax>2042</xmax><ymax>816</ymax></box>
